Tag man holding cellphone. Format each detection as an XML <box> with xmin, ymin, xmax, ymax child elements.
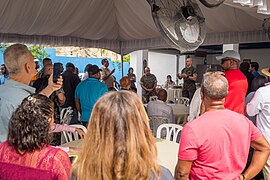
<box><xmin>0</xmin><ymin>44</ymin><xmax>63</xmax><ymax>143</ymax></box>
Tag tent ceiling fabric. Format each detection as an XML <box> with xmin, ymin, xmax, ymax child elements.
<box><xmin>0</xmin><ymin>0</ymin><xmax>268</xmax><ymax>54</ymax></box>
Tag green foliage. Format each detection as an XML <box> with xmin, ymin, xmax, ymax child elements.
<box><xmin>28</xmin><ymin>46</ymin><xmax>49</xmax><ymax>60</ymax></box>
<box><xmin>123</xmin><ymin>54</ymin><xmax>130</xmax><ymax>62</ymax></box>
<box><xmin>0</xmin><ymin>44</ymin><xmax>9</xmax><ymax>53</ymax></box>
<box><xmin>0</xmin><ymin>44</ymin><xmax>49</xmax><ymax>61</ymax></box>
<box><xmin>101</xmin><ymin>49</ymin><xmax>106</xmax><ymax>55</ymax></box>
<box><xmin>112</xmin><ymin>54</ymin><xmax>130</xmax><ymax>63</ymax></box>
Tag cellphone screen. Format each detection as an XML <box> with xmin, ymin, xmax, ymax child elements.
<box><xmin>53</xmin><ymin>63</ymin><xmax>61</xmax><ymax>83</ymax></box>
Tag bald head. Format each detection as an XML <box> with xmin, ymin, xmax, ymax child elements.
<box><xmin>186</xmin><ymin>57</ymin><xmax>192</xmax><ymax>67</ymax></box>
<box><xmin>145</xmin><ymin>67</ymin><xmax>150</xmax><ymax>75</ymax></box>
<box><xmin>201</xmin><ymin>72</ymin><xmax>228</xmax><ymax>100</ymax></box>
<box><xmin>157</xmin><ymin>89</ymin><xmax>167</xmax><ymax>102</ymax></box>
<box><xmin>4</xmin><ymin>44</ymin><xmax>32</xmax><ymax>75</ymax></box>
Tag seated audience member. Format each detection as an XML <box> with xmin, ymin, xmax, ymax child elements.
<box><xmin>147</xmin><ymin>89</ymin><xmax>174</xmax><ymax>124</ymax></box>
<box><xmin>240</xmin><ymin>61</ymin><xmax>254</xmax><ymax>95</ymax></box>
<box><xmin>75</xmin><ymin>91</ymin><xmax>173</xmax><ymax>180</ymax></box>
<box><xmin>245</xmin><ymin>75</ymin><xmax>268</xmax><ymax>125</ymax></box>
<box><xmin>0</xmin><ymin>94</ymin><xmax>71</xmax><ymax>179</ymax></box>
<box><xmin>250</xmin><ymin>61</ymin><xmax>260</xmax><ymax>77</ymax></box>
<box><xmin>175</xmin><ymin>72</ymin><xmax>270</xmax><ymax>180</ymax></box>
<box><xmin>120</xmin><ymin>76</ymin><xmax>131</xmax><ymax>90</ymax></box>
<box><xmin>0</xmin><ymin>64</ymin><xmax>10</xmax><ymax>85</ymax></box>
<box><xmin>246</xmin><ymin>67</ymin><xmax>270</xmax><ymax>179</ymax></box>
<box><xmin>164</xmin><ymin>75</ymin><xmax>175</xmax><ymax>89</ymax></box>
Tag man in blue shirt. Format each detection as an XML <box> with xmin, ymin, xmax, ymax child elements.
<box><xmin>0</xmin><ymin>64</ymin><xmax>10</xmax><ymax>85</ymax></box>
<box><xmin>75</xmin><ymin>65</ymin><xmax>108</xmax><ymax>126</ymax></box>
<box><xmin>0</xmin><ymin>44</ymin><xmax>62</xmax><ymax>143</ymax></box>
<box><xmin>250</xmin><ymin>62</ymin><xmax>260</xmax><ymax>77</ymax></box>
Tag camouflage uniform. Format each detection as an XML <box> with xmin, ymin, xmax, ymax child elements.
<box><xmin>181</xmin><ymin>66</ymin><xmax>197</xmax><ymax>101</ymax></box>
<box><xmin>140</xmin><ymin>74</ymin><xmax>157</xmax><ymax>103</ymax></box>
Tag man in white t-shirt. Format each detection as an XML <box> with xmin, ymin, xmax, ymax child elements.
<box><xmin>246</xmin><ymin>66</ymin><xmax>270</xmax><ymax>179</ymax></box>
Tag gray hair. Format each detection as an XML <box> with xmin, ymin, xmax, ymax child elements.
<box><xmin>4</xmin><ymin>44</ymin><xmax>31</xmax><ymax>75</ymax></box>
<box><xmin>201</xmin><ymin>71</ymin><xmax>228</xmax><ymax>99</ymax></box>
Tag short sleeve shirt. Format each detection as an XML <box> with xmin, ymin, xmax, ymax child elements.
<box><xmin>178</xmin><ymin>109</ymin><xmax>261</xmax><ymax>179</ymax></box>
<box><xmin>224</xmin><ymin>69</ymin><xmax>248</xmax><ymax>114</ymax></box>
<box><xmin>181</xmin><ymin>66</ymin><xmax>197</xmax><ymax>90</ymax></box>
<box><xmin>140</xmin><ymin>74</ymin><xmax>157</xmax><ymax>89</ymax></box>
<box><xmin>75</xmin><ymin>78</ymin><xmax>108</xmax><ymax>122</ymax></box>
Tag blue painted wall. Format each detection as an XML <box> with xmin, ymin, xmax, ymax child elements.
<box><xmin>0</xmin><ymin>48</ymin><xmax>130</xmax><ymax>82</ymax></box>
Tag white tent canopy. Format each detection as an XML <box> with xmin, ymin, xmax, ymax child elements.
<box><xmin>0</xmin><ymin>0</ymin><xmax>269</xmax><ymax>54</ymax></box>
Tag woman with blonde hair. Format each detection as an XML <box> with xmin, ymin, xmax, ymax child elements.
<box><xmin>76</xmin><ymin>91</ymin><xmax>173</xmax><ymax>180</ymax></box>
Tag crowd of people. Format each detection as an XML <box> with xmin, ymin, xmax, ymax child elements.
<box><xmin>1</xmin><ymin>43</ymin><xmax>270</xmax><ymax>179</ymax></box>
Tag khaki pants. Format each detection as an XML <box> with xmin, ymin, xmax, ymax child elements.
<box><xmin>263</xmin><ymin>156</ymin><xmax>270</xmax><ymax>180</ymax></box>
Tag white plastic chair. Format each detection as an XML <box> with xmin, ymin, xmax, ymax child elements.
<box><xmin>149</xmin><ymin>96</ymin><xmax>158</xmax><ymax>101</ymax></box>
<box><xmin>60</xmin><ymin>107</ymin><xmax>73</xmax><ymax>124</ymax></box>
<box><xmin>62</xmin><ymin>124</ymin><xmax>87</xmax><ymax>143</ymax></box>
<box><xmin>148</xmin><ymin>115</ymin><xmax>170</xmax><ymax>137</ymax></box>
<box><xmin>156</xmin><ymin>124</ymin><xmax>183</xmax><ymax>142</ymax></box>
<box><xmin>176</xmin><ymin>97</ymin><xmax>190</xmax><ymax>106</ymax></box>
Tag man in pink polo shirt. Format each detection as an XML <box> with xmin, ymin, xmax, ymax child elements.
<box><xmin>175</xmin><ymin>72</ymin><xmax>270</xmax><ymax>180</ymax></box>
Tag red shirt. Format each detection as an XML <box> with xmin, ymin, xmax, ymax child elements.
<box><xmin>178</xmin><ymin>110</ymin><xmax>261</xmax><ymax>179</ymax></box>
<box><xmin>224</xmin><ymin>69</ymin><xmax>248</xmax><ymax>114</ymax></box>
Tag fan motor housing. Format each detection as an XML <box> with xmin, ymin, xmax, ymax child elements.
<box><xmin>182</xmin><ymin>6</ymin><xmax>195</xmax><ymax>20</ymax></box>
